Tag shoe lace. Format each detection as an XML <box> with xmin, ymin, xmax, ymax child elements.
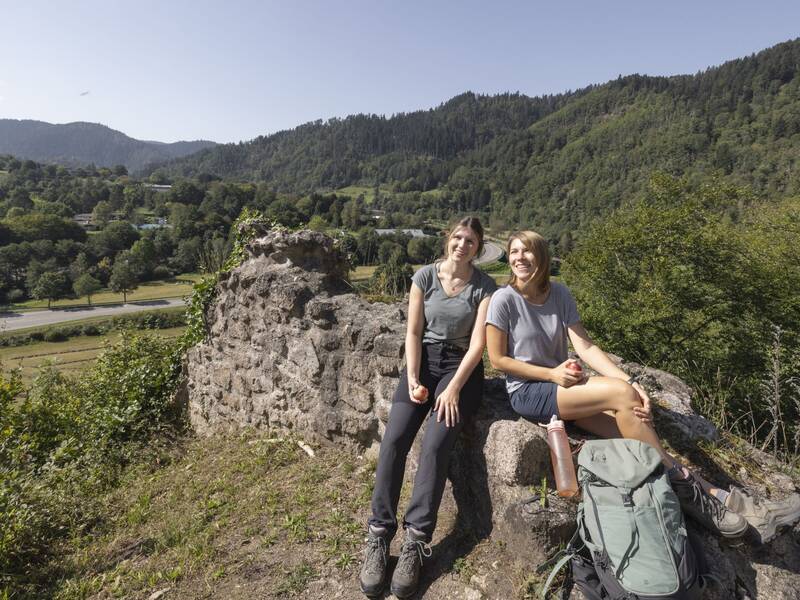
<box><xmin>397</xmin><ymin>538</ymin><xmax>432</xmax><ymax>576</ymax></box>
<box><xmin>684</xmin><ymin>478</ymin><xmax>728</xmax><ymax>522</ymax></box>
<box><xmin>363</xmin><ymin>534</ymin><xmax>388</xmax><ymax>575</ymax></box>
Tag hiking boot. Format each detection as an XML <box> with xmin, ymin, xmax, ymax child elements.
<box><xmin>726</xmin><ymin>487</ymin><xmax>800</xmax><ymax>544</ymax></box>
<box><xmin>390</xmin><ymin>527</ymin><xmax>432</xmax><ymax>598</ymax></box>
<box><xmin>359</xmin><ymin>525</ymin><xmax>389</xmax><ymax>597</ymax></box>
<box><xmin>671</xmin><ymin>473</ymin><xmax>748</xmax><ymax>538</ymax></box>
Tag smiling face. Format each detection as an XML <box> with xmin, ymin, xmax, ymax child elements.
<box><xmin>447</xmin><ymin>226</ymin><xmax>480</xmax><ymax>263</ymax></box>
<box><xmin>508</xmin><ymin>237</ymin><xmax>536</xmax><ymax>281</ymax></box>
<box><xmin>506</xmin><ymin>230</ymin><xmax>551</xmax><ymax>292</ymax></box>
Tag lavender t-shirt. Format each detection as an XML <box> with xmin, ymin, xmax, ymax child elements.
<box><xmin>486</xmin><ymin>282</ymin><xmax>581</xmax><ymax>394</ymax></box>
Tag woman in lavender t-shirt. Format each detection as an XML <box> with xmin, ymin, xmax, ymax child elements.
<box><xmin>486</xmin><ymin>230</ymin><xmax>746</xmax><ymax>539</ymax></box>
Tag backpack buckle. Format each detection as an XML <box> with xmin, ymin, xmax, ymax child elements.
<box><xmin>621</xmin><ymin>492</ymin><xmax>634</xmax><ymax>507</ymax></box>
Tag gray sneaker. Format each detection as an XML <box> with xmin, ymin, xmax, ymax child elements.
<box><xmin>390</xmin><ymin>528</ymin><xmax>432</xmax><ymax>598</ymax></box>
<box><xmin>359</xmin><ymin>525</ymin><xmax>389</xmax><ymax>597</ymax></box>
<box><xmin>727</xmin><ymin>487</ymin><xmax>800</xmax><ymax>544</ymax></box>
<box><xmin>671</xmin><ymin>474</ymin><xmax>748</xmax><ymax>538</ymax></box>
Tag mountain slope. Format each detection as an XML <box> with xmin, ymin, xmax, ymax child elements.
<box><xmin>150</xmin><ymin>38</ymin><xmax>800</xmax><ymax>238</ymax></box>
<box><xmin>0</xmin><ymin>120</ymin><xmax>217</xmax><ymax>172</ymax></box>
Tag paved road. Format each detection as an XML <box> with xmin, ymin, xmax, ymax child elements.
<box><xmin>0</xmin><ymin>298</ymin><xmax>187</xmax><ymax>333</ymax></box>
<box><xmin>474</xmin><ymin>241</ymin><xmax>504</xmax><ymax>265</ymax></box>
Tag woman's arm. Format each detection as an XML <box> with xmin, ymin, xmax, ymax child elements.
<box><xmin>433</xmin><ymin>296</ymin><xmax>491</xmax><ymax>426</ymax></box>
<box><xmin>567</xmin><ymin>322</ymin><xmax>652</xmax><ymax>420</ymax></box>
<box><xmin>567</xmin><ymin>322</ymin><xmax>629</xmax><ymax>378</ymax></box>
<box><xmin>486</xmin><ymin>325</ymin><xmax>583</xmax><ymax>387</ymax></box>
<box><xmin>405</xmin><ymin>283</ymin><xmax>425</xmax><ymax>401</ymax></box>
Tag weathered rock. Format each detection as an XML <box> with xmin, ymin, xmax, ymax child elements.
<box><xmin>183</xmin><ymin>228</ymin><xmax>800</xmax><ymax>599</ymax></box>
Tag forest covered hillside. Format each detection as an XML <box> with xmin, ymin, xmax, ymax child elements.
<box><xmin>0</xmin><ymin>120</ymin><xmax>217</xmax><ymax>172</ymax></box>
<box><xmin>150</xmin><ymin>38</ymin><xmax>800</xmax><ymax>240</ymax></box>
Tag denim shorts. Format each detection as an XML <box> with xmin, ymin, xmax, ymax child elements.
<box><xmin>510</xmin><ymin>381</ymin><xmax>559</xmax><ymax>424</ymax></box>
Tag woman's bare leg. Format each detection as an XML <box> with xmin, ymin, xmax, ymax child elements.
<box><xmin>557</xmin><ymin>376</ymin><xmax>676</xmax><ymax>468</ymax></box>
<box><xmin>572</xmin><ymin>399</ymin><xmax>723</xmax><ymax>496</ymax></box>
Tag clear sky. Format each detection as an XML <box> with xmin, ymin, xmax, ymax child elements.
<box><xmin>1</xmin><ymin>0</ymin><xmax>798</xmax><ymax>144</ymax></box>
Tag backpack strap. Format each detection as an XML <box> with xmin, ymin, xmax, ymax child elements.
<box><xmin>539</xmin><ymin>527</ymin><xmax>583</xmax><ymax>599</ymax></box>
<box><xmin>615</xmin><ymin>490</ymin><xmax>640</xmax><ymax>579</ymax></box>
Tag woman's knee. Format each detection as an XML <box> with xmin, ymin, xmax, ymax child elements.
<box><xmin>608</xmin><ymin>380</ymin><xmax>640</xmax><ymax>413</ymax></box>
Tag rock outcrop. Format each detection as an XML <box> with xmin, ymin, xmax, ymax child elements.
<box><xmin>184</xmin><ymin>228</ymin><xmax>800</xmax><ymax>600</ymax></box>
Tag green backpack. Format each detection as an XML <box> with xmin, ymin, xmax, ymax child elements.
<box><xmin>542</xmin><ymin>439</ymin><xmax>707</xmax><ymax>600</ymax></box>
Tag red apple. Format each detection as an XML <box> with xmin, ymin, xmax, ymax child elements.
<box><xmin>412</xmin><ymin>385</ymin><xmax>429</xmax><ymax>401</ymax></box>
<box><xmin>567</xmin><ymin>360</ymin><xmax>583</xmax><ymax>373</ymax></box>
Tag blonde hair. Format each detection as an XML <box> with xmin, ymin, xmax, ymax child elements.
<box><xmin>507</xmin><ymin>230</ymin><xmax>551</xmax><ymax>293</ymax></box>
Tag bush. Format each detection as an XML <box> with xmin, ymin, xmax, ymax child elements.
<box><xmin>6</xmin><ymin>288</ymin><xmax>25</xmax><ymax>303</ymax></box>
<box><xmin>152</xmin><ymin>264</ymin><xmax>173</xmax><ymax>280</ymax></box>
<box><xmin>80</xmin><ymin>324</ymin><xmax>102</xmax><ymax>336</ymax></box>
<box><xmin>0</xmin><ymin>332</ymin><xmax>185</xmax><ymax>590</ymax></box>
<box><xmin>562</xmin><ymin>175</ymin><xmax>800</xmax><ymax>457</ymax></box>
<box><xmin>42</xmin><ymin>330</ymin><xmax>68</xmax><ymax>343</ymax></box>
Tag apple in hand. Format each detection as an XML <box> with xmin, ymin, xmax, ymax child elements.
<box><xmin>412</xmin><ymin>385</ymin><xmax>429</xmax><ymax>401</ymax></box>
<box><xmin>567</xmin><ymin>360</ymin><xmax>583</xmax><ymax>374</ymax></box>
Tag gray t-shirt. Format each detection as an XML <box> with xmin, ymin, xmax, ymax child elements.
<box><xmin>412</xmin><ymin>263</ymin><xmax>497</xmax><ymax>350</ymax></box>
<box><xmin>486</xmin><ymin>282</ymin><xmax>581</xmax><ymax>393</ymax></box>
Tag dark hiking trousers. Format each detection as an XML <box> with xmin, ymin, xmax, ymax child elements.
<box><xmin>368</xmin><ymin>343</ymin><xmax>483</xmax><ymax>541</ymax></box>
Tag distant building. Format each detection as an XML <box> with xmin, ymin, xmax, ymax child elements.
<box><xmin>137</xmin><ymin>218</ymin><xmax>169</xmax><ymax>231</ymax></box>
<box><xmin>143</xmin><ymin>184</ymin><xmax>172</xmax><ymax>193</ymax></box>
<box><xmin>375</xmin><ymin>228</ymin><xmax>427</xmax><ymax>238</ymax></box>
<box><xmin>73</xmin><ymin>213</ymin><xmax>93</xmax><ymax>228</ymax></box>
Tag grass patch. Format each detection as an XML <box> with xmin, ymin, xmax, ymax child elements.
<box><xmin>0</xmin><ymin>326</ymin><xmax>185</xmax><ymax>385</ymax></box>
<box><xmin>43</xmin><ymin>432</ymin><xmax>377</xmax><ymax>599</ymax></box>
<box><xmin>350</xmin><ymin>265</ymin><xmax>377</xmax><ymax>283</ymax></box>
<box><xmin>8</xmin><ymin>273</ymin><xmax>201</xmax><ymax>311</ymax></box>
<box><xmin>333</xmin><ymin>185</ymin><xmax>393</xmax><ymax>204</ymax></box>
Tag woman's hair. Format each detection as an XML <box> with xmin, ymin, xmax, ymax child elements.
<box><xmin>442</xmin><ymin>215</ymin><xmax>485</xmax><ymax>261</ymax></box>
<box><xmin>507</xmin><ymin>230</ymin><xmax>551</xmax><ymax>292</ymax></box>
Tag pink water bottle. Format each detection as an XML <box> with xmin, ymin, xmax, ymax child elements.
<box><xmin>547</xmin><ymin>415</ymin><xmax>578</xmax><ymax>497</ymax></box>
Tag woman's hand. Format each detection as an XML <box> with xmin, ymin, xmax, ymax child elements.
<box><xmin>549</xmin><ymin>360</ymin><xmax>587</xmax><ymax>388</ymax></box>
<box><xmin>408</xmin><ymin>376</ymin><xmax>426</xmax><ymax>404</ymax></box>
<box><xmin>433</xmin><ymin>386</ymin><xmax>460</xmax><ymax>427</ymax></box>
<box><xmin>632</xmin><ymin>382</ymin><xmax>652</xmax><ymax>423</ymax></box>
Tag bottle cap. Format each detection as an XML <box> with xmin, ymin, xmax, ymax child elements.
<box><xmin>547</xmin><ymin>414</ymin><xmax>564</xmax><ymax>431</ymax></box>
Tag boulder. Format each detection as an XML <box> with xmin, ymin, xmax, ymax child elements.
<box><xmin>183</xmin><ymin>228</ymin><xmax>800</xmax><ymax>599</ymax></box>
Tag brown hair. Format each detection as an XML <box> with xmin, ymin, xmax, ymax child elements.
<box><xmin>442</xmin><ymin>215</ymin><xmax>485</xmax><ymax>261</ymax></box>
<box><xmin>507</xmin><ymin>230</ymin><xmax>551</xmax><ymax>293</ymax></box>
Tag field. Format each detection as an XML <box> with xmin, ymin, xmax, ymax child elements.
<box><xmin>8</xmin><ymin>273</ymin><xmax>201</xmax><ymax>311</ymax></box>
<box><xmin>0</xmin><ymin>326</ymin><xmax>185</xmax><ymax>384</ymax></box>
<box><xmin>333</xmin><ymin>184</ymin><xmax>390</xmax><ymax>204</ymax></box>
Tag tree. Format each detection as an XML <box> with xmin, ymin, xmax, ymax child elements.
<box><xmin>73</xmin><ymin>273</ymin><xmax>102</xmax><ymax>305</ymax></box>
<box><xmin>69</xmin><ymin>252</ymin><xmax>92</xmax><ymax>282</ymax></box>
<box><xmin>91</xmin><ymin>201</ymin><xmax>114</xmax><ymax>228</ymax></box>
<box><xmin>407</xmin><ymin>236</ymin><xmax>440</xmax><ymax>264</ymax></box>
<box><xmin>32</xmin><ymin>271</ymin><xmax>69</xmax><ymax>309</ymax></box>
<box><xmin>109</xmin><ymin>253</ymin><xmax>139</xmax><ymax>303</ymax></box>
<box><xmin>128</xmin><ymin>238</ymin><xmax>157</xmax><ymax>279</ymax></box>
<box><xmin>368</xmin><ymin>248</ymin><xmax>413</xmax><ymax>298</ymax></box>
<box><xmin>88</xmin><ymin>221</ymin><xmax>139</xmax><ymax>258</ymax></box>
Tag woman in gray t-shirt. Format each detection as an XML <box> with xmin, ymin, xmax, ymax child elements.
<box><xmin>360</xmin><ymin>217</ymin><xmax>497</xmax><ymax>598</ymax></box>
<box><xmin>486</xmin><ymin>230</ymin><xmax>747</xmax><ymax>539</ymax></box>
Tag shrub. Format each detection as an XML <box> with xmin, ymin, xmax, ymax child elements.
<box><xmin>42</xmin><ymin>330</ymin><xmax>68</xmax><ymax>343</ymax></box>
<box><xmin>562</xmin><ymin>175</ymin><xmax>800</xmax><ymax>457</ymax></box>
<box><xmin>153</xmin><ymin>264</ymin><xmax>173</xmax><ymax>280</ymax></box>
<box><xmin>0</xmin><ymin>333</ymin><xmax>185</xmax><ymax>590</ymax></box>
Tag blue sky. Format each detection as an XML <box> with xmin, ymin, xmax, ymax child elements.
<box><xmin>1</xmin><ymin>0</ymin><xmax>798</xmax><ymax>143</ymax></box>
